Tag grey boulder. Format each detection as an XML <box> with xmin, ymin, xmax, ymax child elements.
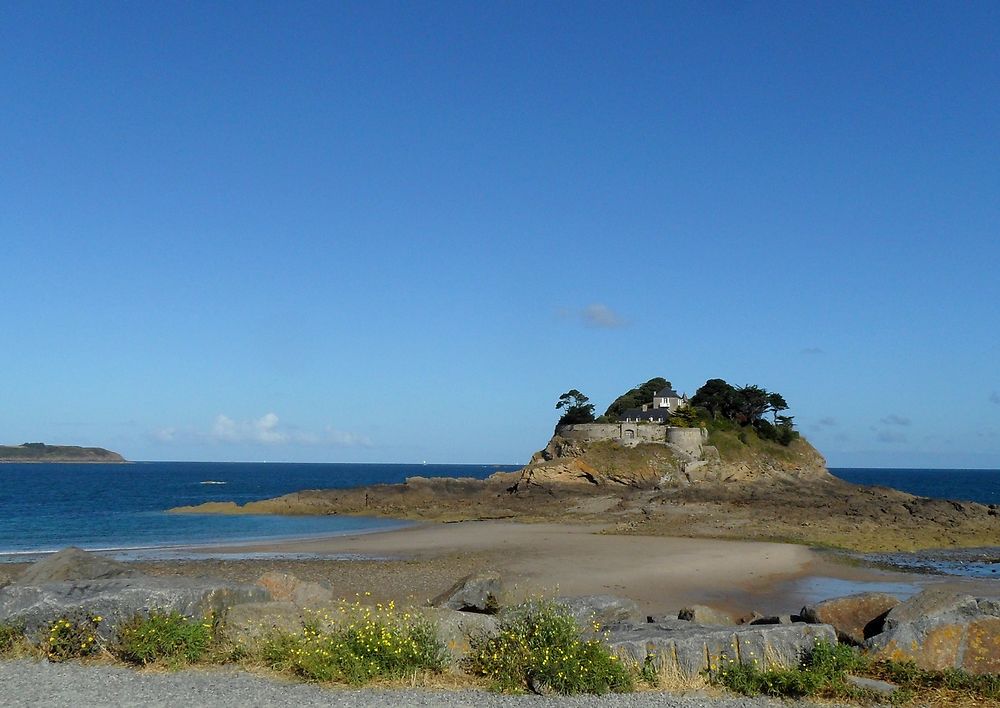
<box><xmin>14</xmin><ymin>547</ymin><xmax>138</xmax><ymax>585</ymax></box>
<box><xmin>0</xmin><ymin>575</ymin><xmax>269</xmax><ymax>638</ymax></box>
<box><xmin>430</xmin><ymin>571</ymin><xmax>502</xmax><ymax>613</ymax></box>
<box><xmin>606</xmin><ymin>619</ymin><xmax>836</xmax><ymax>677</ymax></box>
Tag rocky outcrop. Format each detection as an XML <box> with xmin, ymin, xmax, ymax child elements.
<box><xmin>431</xmin><ymin>571</ymin><xmax>502</xmax><ymax>613</ymax></box>
<box><xmin>800</xmin><ymin>592</ymin><xmax>899</xmax><ymax>645</ymax></box>
<box><xmin>865</xmin><ymin>589</ymin><xmax>1000</xmax><ymax>674</ymax></box>
<box><xmin>606</xmin><ymin>619</ymin><xmax>837</xmax><ymax>677</ymax></box>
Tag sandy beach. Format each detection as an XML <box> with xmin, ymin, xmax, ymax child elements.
<box><xmin>104</xmin><ymin>520</ymin><xmax>995</xmax><ymax>619</ymax></box>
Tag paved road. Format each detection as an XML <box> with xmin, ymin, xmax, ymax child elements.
<box><xmin>0</xmin><ymin>660</ymin><xmax>854</xmax><ymax>708</ymax></box>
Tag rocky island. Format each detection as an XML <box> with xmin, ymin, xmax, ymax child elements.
<box><xmin>171</xmin><ymin>377</ymin><xmax>999</xmax><ymax>553</ymax></box>
<box><xmin>0</xmin><ymin>442</ymin><xmax>126</xmax><ymax>463</ymax></box>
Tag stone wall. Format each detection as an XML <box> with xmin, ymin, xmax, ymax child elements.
<box><xmin>554</xmin><ymin>423</ymin><xmax>706</xmax><ymax>457</ymax></box>
<box><xmin>555</xmin><ymin>423</ymin><xmax>666</xmax><ymax>443</ymax></box>
<box><xmin>666</xmin><ymin>427</ymin><xmax>709</xmax><ymax>457</ymax></box>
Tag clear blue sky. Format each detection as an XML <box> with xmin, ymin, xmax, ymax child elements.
<box><xmin>2</xmin><ymin>1</ymin><xmax>998</xmax><ymax>467</ymax></box>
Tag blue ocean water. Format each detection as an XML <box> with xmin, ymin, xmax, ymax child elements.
<box><xmin>829</xmin><ymin>468</ymin><xmax>1000</xmax><ymax>506</ymax></box>
<box><xmin>0</xmin><ymin>462</ymin><xmax>519</xmax><ymax>561</ymax></box>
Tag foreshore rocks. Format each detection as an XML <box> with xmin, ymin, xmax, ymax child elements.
<box><xmin>800</xmin><ymin>592</ymin><xmax>900</xmax><ymax>645</ymax></box>
<box><xmin>865</xmin><ymin>589</ymin><xmax>1000</xmax><ymax>674</ymax></box>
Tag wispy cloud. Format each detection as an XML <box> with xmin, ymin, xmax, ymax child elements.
<box><xmin>816</xmin><ymin>417</ymin><xmax>837</xmax><ymax>428</ymax></box>
<box><xmin>990</xmin><ymin>391</ymin><xmax>1000</xmax><ymax>405</ymax></box>
<box><xmin>800</xmin><ymin>347</ymin><xmax>824</xmax><ymax>355</ymax></box>
<box><xmin>880</xmin><ymin>414</ymin><xmax>911</xmax><ymax>426</ymax></box>
<box><xmin>581</xmin><ymin>303</ymin><xmax>626</xmax><ymax>328</ymax></box>
<box><xmin>153</xmin><ymin>413</ymin><xmax>371</xmax><ymax>448</ymax></box>
<box><xmin>876</xmin><ymin>429</ymin><xmax>908</xmax><ymax>444</ymax></box>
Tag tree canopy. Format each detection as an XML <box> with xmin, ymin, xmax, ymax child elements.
<box><xmin>602</xmin><ymin>377</ymin><xmax>669</xmax><ymax>419</ymax></box>
<box><xmin>555</xmin><ymin>389</ymin><xmax>596</xmax><ymax>425</ymax></box>
<box><xmin>689</xmin><ymin>378</ymin><xmax>798</xmax><ymax>445</ymax></box>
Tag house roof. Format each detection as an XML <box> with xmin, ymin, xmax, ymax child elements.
<box><xmin>654</xmin><ymin>386</ymin><xmax>682</xmax><ymax>398</ymax></box>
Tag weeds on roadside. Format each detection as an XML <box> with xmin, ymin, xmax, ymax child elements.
<box><xmin>0</xmin><ymin>623</ymin><xmax>26</xmax><ymax>656</ymax></box>
<box><xmin>110</xmin><ymin>611</ymin><xmax>215</xmax><ymax>666</ymax></box>
<box><xmin>45</xmin><ymin>614</ymin><xmax>101</xmax><ymax>662</ymax></box>
<box><xmin>464</xmin><ymin>599</ymin><xmax>634</xmax><ymax>695</ymax></box>
<box><xmin>260</xmin><ymin>600</ymin><xmax>446</xmax><ymax>685</ymax></box>
<box><xmin>709</xmin><ymin>639</ymin><xmax>870</xmax><ymax>700</ymax></box>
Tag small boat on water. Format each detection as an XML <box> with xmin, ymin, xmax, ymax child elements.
<box><xmin>199</xmin><ymin>480</ymin><xmax>227</xmax><ymax>485</ymax></box>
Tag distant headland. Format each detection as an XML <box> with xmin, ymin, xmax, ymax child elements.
<box><xmin>0</xmin><ymin>442</ymin><xmax>126</xmax><ymax>463</ymax></box>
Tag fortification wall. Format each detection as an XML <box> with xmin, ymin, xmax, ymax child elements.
<box><xmin>555</xmin><ymin>423</ymin><xmax>706</xmax><ymax>456</ymax></box>
<box><xmin>667</xmin><ymin>427</ymin><xmax>709</xmax><ymax>457</ymax></box>
<box><xmin>555</xmin><ymin>423</ymin><xmax>666</xmax><ymax>443</ymax></box>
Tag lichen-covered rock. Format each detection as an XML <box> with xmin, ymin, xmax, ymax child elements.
<box><xmin>555</xmin><ymin>595</ymin><xmax>640</xmax><ymax>630</ymax></box>
<box><xmin>865</xmin><ymin>589</ymin><xmax>1000</xmax><ymax>674</ymax></box>
<box><xmin>431</xmin><ymin>571</ymin><xmax>502</xmax><ymax>613</ymax></box>
<box><xmin>255</xmin><ymin>572</ymin><xmax>333</xmax><ymax>607</ymax></box>
<box><xmin>15</xmin><ymin>548</ymin><xmax>138</xmax><ymax>585</ymax></box>
<box><xmin>677</xmin><ymin>604</ymin><xmax>736</xmax><ymax>626</ymax></box>
<box><xmin>606</xmin><ymin>619</ymin><xmax>836</xmax><ymax>677</ymax></box>
<box><xmin>800</xmin><ymin>592</ymin><xmax>899</xmax><ymax>645</ymax></box>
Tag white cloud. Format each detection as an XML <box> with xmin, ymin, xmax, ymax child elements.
<box><xmin>880</xmin><ymin>414</ymin><xmax>911</xmax><ymax>427</ymax></box>
<box><xmin>154</xmin><ymin>413</ymin><xmax>372</xmax><ymax>448</ymax></box>
<box><xmin>581</xmin><ymin>303</ymin><xmax>626</xmax><ymax>328</ymax></box>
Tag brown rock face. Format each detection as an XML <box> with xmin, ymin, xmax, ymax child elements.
<box><xmin>800</xmin><ymin>592</ymin><xmax>900</xmax><ymax>645</ymax></box>
<box><xmin>255</xmin><ymin>572</ymin><xmax>334</xmax><ymax>607</ymax></box>
<box><xmin>866</xmin><ymin>590</ymin><xmax>1000</xmax><ymax>674</ymax></box>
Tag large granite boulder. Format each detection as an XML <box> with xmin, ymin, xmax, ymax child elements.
<box><xmin>254</xmin><ymin>572</ymin><xmax>334</xmax><ymax>607</ymax></box>
<box><xmin>0</xmin><ymin>576</ymin><xmax>269</xmax><ymax>638</ymax></box>
<box><xmin>15</xmin><ymin>548</ymin><xmax>139</xmax><ymax>585</ymax></box>
<box><xmin>606</xmin><ymin>619</ymin><xmax>836</xmax><ymax>677</ymax></box>
<box><xmin>431</xmin><ymin>571</ymin><xmax>502</xmax><ymax>613</ymax></box>
<box><xmin>417</xmin><ymin>607</ymin><xmax>497</xmax><ymax>666</ymax></box>
<box><xmin>555</xmin><ymin>595</ymin><xmax>640</xmax><ymax>630</ymax></box>
<box><xmin>222</xmin><ymin>601</ymin><xmax>307</xmax><ymax>644</ymax></box>
<box><xmin>678</xmin><ymin>604</ymin><xmax>736</xmax><ymax>626</ymax></box>
<box><xmin>865</xmin><ymin>589</ymin><xmax>1000</xmax><ymax>674</ymax></box>
<box><xmin>800</xmin><ymin>592</ymin><xmax>899</xmax><ymax>645</ymax></box>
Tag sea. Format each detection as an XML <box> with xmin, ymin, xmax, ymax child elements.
<box><xmin>0</xmin><ymin>462</ymin><xmax>519</xmax><ymax>563</ymax></box>
<box><xmin>0</xmin><ymin>463</ymin><xmax>997</xmax><ymax>575</ymax></box>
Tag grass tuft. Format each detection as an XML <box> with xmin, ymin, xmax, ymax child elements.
<box><xmin>110</xmin><ymin>611</ymin><xmax>215</xmax><ymax>666</ymax></box>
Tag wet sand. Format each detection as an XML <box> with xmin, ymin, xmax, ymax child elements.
<box><xmin>152</xmin><ymin>520</ymin><xmax>998</xmax><ymax>617</ymax></box>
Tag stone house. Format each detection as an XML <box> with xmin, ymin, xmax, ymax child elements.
<box><xmin>619</xmin><ymin>386</ymin><xmax>688</xmax><ymax>423</ymax></box>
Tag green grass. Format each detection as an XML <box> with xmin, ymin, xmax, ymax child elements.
<box><xmin>464</xmin><ymin>599</ymin><xmax>634</xmax><ymax>695</ymax></box>
<box><xmin>110</xmin><ymin>611</ymin><xmax>216</xmax><ymax>666</ymax></box>
<box><xmin>0</xmin><ymin>623</ymin><xmax>26</xmax><ymax>656</ymax></box>
<box><xmin>711</xmin><ymin>639</ymin><xmax>1000</xmax><ymax>706</ymax></box>
<box><xmin>712</xmin><ymin>639</ymin><xmax>871</xmax><ymax>700</ymax></box>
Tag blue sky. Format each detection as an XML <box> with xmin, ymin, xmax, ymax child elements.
<box><xmin>2</xmin><ymin>1</ymin><xmax>997</xmax><ymax>467</ymax></box>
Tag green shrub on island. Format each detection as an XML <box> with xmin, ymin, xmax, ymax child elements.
<box><xmin>111</xmin><ymin>611</ymin><xmax>215</xmax><ymax>666</ymax></box>
<box><xmin>465</xmin><ymin>599</ymin><xmax>634</xmax><ymax>694</ymax></box>
<box><xmin>45</xmin><ymin>613</ymin><xmax>101</xmax><ymax>662</ymax></box>
<box><xmin>260</xmin><ymin>601</ymin><xmax>446</xmax><ymax>685</ymax></box>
